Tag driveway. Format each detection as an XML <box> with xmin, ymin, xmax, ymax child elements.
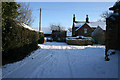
<box><xmin>2</xmin><ymin>42</ymin><xmax>118</xmax><ymax>78</ymax></box>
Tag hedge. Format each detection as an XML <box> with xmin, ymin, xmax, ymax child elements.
<box><xmin>38</xmin><ymin>32</ymin><xmax>44</xmax><ymax>44</ymax></box>
<box><xmin>2</xmin><ymin>19</ymin><xmax>44</xmax><ymax>65</ymax></box>
<box><xmin>66</xmin><ymin>39</ymin><xmax>93</xmax><ymax>46</ymax></box>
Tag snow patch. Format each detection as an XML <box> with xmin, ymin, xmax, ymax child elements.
<box><xmin>2</xmin><ymin>42</ymin><xmax>118</xmax><ymax>78</ymax></box>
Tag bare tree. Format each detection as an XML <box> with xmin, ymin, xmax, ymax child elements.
<box><xmin>50</xmin><ymin>24</ymin><xmax>64</xmax><ymax>31</ymax></box>
<box><xmin>101</xmin><ymin>11</ymin><xmax>109</xmax><ymax>19</ymax></box>
<box><xmin>68</xmin><ymin>27</ymin><xmax>72</xmax><ymax>32</ymax></box>
<box><xmin>16</xmin><ymin>3</ymin><xmax>34</xmax><ymax>26</ymax></box>
<box><xmin>100</xmin><ymin>11</ymin><xmax>111</xmax><ymax>22</ymax></box>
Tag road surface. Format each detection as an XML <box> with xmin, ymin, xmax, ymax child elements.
<box><xmin>2</xmin><ymin>42</ymin><xmax>118</xmax><ymax>78</ymax></box>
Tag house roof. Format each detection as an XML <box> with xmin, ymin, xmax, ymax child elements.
<box><xmin>74</xmin><ymin>22</ymin><xmax>85</xmax><ymax>28</ymax></box>
<box><xmin>91</xmin><ymin>27</ymin><xmax>97</xmax><ymax>30</ymax></box>
<box><xmin>75</xmin><ymin>23</ymin><xmax>87</xmax><ymax>31</ymax></box>
<box><xmin>91</xmin><ymin>25</ymin><xmax>105</xmax><ymax>37</ymax></box>
<box><xmin>74</xmin><ymin>21</ymin><xmax>106</xmax><ymax>31</ymax></box>
<box><xmin>109</xmin><ymin>1</ymin><xmax>120</xmax><ymax>10</ymax></box>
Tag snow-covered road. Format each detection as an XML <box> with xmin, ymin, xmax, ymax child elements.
<box><xmin>2</xmin><ymin>42</ymin><xmax>118</xmax><ymax>78</ymax></box>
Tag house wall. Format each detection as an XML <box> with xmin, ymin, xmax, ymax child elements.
<box><xmin>52</xmin><ymin>30</ymin><xmax>66</xmax><ymax>42</ymax></box>
<box><xmin>92</xmin><ymin>27</ymin><xmax>105</xmax><ymax>44</ymax></box>
<box><xmin>75</xmin><ymin>27</ymin><xmax>79</xmax><ymax>30</ymax></box>
<box><xmin>76</xmin><ymin>24</ymin><xmax>93</xmax><ymax>37</ymax></box>
<box><xmin>44</xmin><ymin>34</ymin><xmax>52</xmax><ymax>37</ymax></box>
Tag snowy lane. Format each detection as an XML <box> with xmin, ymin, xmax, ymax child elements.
<box><xmin>3</xmin><ymin>49</ymin><xmax>53</xmax><ymax>78</ymax></box>
<box><xmin>2</xmin><ymin>42</ymin><xmax>118</xmax><ymax>78</ymax></box>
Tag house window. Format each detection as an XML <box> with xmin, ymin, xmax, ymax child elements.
<box><xmin>84</xmin><ymin>28</ymin><xmax>87</xmax><ymax>33</ymax></box>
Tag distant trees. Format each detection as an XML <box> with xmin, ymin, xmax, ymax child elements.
<box><xmin>50</xmin><ymin>24</ymin><xmax>65</xmax><ymax>31</ymax></box>
<box><xmin>99</xmin><ymin>11</ymin><xmax>112</xmax><ymax>22</ymax></box>
<box><xmin>100</xmin><ymin>11</ymin><xmax>109</xmax><ymax>21</ymax></box>
<box><xmin>68</xmin><ymin>27</ymin><xmax>72</xmax><ymax>32</ymax></box>
<box><xmin>2</xmin><ymin>2</ymin><xmax>34</xmax><ymax>26</ymax></box>
<box><xmin>16</xmin><ymin>3</ymin><xmax>34</xmax><ymax>26</ymax></box>
<box><xmin>101</xmin><ymin>11</ymin><xmax>109</xmax><ymax>19</ymax></box>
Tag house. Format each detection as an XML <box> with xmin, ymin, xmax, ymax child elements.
<box><xmin>52</xmin><ymin>30</ymin><xmax>67</xmax><ymax>42</ymax></box>
<box><xmin>72</xmin><ymin>14</ymin><xmax>106</xmax><ymax>45</ymax></box>
<box><xmin>44</xmin><ymin>32</ymin><xmax>52</xmax><ymax>37</ymax></box>
<box><xmin>91</xmin><ymin>26</ymin><xmax>105</xmax><ymax>44</ymax></box>
<box><xmin>75</xmin><ymin>23</ymin><xmax>93</xmax><ymax>37</ymax></box>
<box><xmin>72</xmin><ymin>14</ymin><xmax>106</xmax><ymax>37</ymax></box>
<box><xmin>105</xmin><ymin>1</ymin><xmax>120</xmax><ymax>60</ymax></box>
<box><xmin>44</xmin><ymin>32</ymin><xmax>53</xmax><ymax>42</ymax></box>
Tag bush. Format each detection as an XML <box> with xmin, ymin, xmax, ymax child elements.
<box><xmin>2</xmin><ymin>42</ymin><xmax>38</xmax><ymax>65</ymax></box>
<box><xmin>38</xmin><ymin>32</ymin><xmax>44</xmax><ymax>44</ymax></box>
<box><xmin>66</xmin><ymin>39</ymin><xmax>93</xmax><ymax>46</ymax></box>
<box><xmin>2</xmin><ymin>19</ymin><xmax>39</xmax><ymax>65</ymax></box>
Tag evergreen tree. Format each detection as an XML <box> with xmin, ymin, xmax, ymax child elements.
<box><xmin>2</xmin><ymin>2</ymin><xmax>20</xmax><ymax>52</ymax></box>
<box><xmin>2</xmin><ymin>2</ymin><xmax>20</xmax><ymax>26</ymax></box>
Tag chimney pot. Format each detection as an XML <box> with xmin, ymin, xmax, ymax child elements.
<box><xmin>86</xmin><ymin>15</ymin><xmax>89</xmax><ymax>23</ymax></box>
<box><xmin>73</xmin><ymin>14</ymin><xmax>75</xmax><ymax>22</ymax></box>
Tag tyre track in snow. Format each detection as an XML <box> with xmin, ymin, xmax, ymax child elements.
<box><xmin>3</xmin><ymin>49</ymin><xmax>54</xmax><ymax>78</ymax></box>
<box><xmin>36</xmin><ymin>52</ymin><xmax>57</xmax><ymax>78</ymax></box>
<box><xmin>65</xmin><ymin>49</ymin><xmax>74</xmax><ymax>78</ymax></box>
<box><xmin>50</xmin><ymin>49</ymin><xmax>73</xmax><ymax>78</ymax></box>
<box><xmin>31</xmin><ymin>50</ymin><xmax>58</xmax><ymax>78</ymax></box>
<box><xmin>3</xmin><ymin>43</ymin><xmax>82</xmax><ymax>78</ymax></box>
<box><xmin>28</xmin><ymin>52</ymin><xmax>55</xmax><ymax>78</ymax></box>
<box><xmin>3</xmin><ymin>42</ymin><xmax>116</xmax><ymax>78</ymax></box>
<box><xmin>2</xmin><ymin>48</ymin><xmax>45</xmax><ymax>77</ymax></box>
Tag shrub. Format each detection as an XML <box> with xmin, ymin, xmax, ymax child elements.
<box><xmin>2</xmin><ymin>19</ymin><xmax>39</xmax><ymax>65</ymax></box>
<box><xmin>38</xmin><ymin>32</ymin><xmax>44</xmax><ymax>44</ymax></box>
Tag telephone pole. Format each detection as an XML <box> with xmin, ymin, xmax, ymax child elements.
<box><xmin>39</xmin><ymin>8</ymin><xmax>41</xmax><ymax>32</ymax></box>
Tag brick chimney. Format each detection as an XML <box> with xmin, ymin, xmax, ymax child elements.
<box><xmin>73</xmin><ymin>14</ymin><xmax>75</xmax><ymax>22</ymax></box>
<box><xmin>72</xmin><ymin>14</ymin><xmax>76</xmax><ymax>36</ymax></box>
<box><xmin>86</xmin><ymin>15</ymin><xmax>89</xmax><ymax>23</ymax></box>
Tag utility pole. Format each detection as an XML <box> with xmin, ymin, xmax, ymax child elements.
<box><xmin>39</xmin><ymin>8</ymin><xmax>41</xmax><ymax>32</ymax></box>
